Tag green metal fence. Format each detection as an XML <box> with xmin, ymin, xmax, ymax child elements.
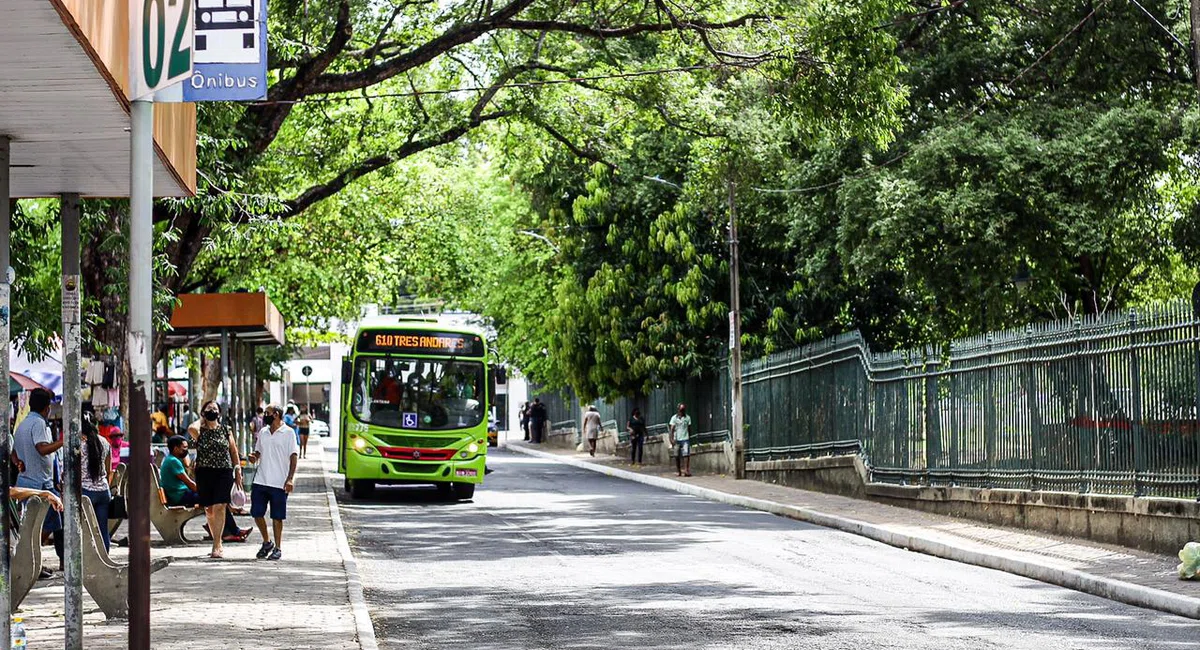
<box><xmin>744</xmin><ymin>301</ymin><xmax>1200</xmax><ymax>499</ymax></box>
<box><xmin>526</xmin><ymin>300</ymin><xmax>1200</xmax><ymax>498</ymax></box>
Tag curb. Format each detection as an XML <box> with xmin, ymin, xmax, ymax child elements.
<box><xmin>318</xmin><ymin>447</ymin><xmax>380</xmax><ymax>650</ymax></box>
<box><xmin>506</xmin><ymin>443</ymin><xmax>1200</xmax><ymax>620</ymax></box>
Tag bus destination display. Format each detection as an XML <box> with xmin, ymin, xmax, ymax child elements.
<box><xmin>357</xmin><ymin>330</ymin><xmax>485</xmax><ymax>357</ymax></box>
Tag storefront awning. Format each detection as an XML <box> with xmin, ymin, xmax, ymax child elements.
<box><xmin>0</xmin><ymin>0</ymin><xmax>196</xmax><ymax>197</ymax></box>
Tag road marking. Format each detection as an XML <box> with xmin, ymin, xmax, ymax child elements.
<box><xmin>318</xmin><ymin>446</ymin><xmax>381</xmax><ymax>650</ymax></box>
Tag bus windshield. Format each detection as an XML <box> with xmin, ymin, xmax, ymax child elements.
<box><xmin>351</xmin><ymin>357</ymin><xmax>484</xmax><ymax>431</ymax></box>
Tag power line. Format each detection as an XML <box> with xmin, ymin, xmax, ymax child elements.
<box><xmin>249</xmin><ymin>64</ymin><xmax>724</xmax><ymax>106</ymax></box>
<box><xmin>1127</xmin><ymin>0</ymin><xmax>1190</xmax><ymax>53</ymax></box>
<box><xmin>750</xmin><ymin>0</ymin><xmax>1113</xmax><ymax>196</ymax></box>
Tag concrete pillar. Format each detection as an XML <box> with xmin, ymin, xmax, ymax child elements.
<box><xmin>60</xmin><ymin>193</ymin><xmax>83</xmax><ymax>649</ymax></box>
<box><xmin>0</xmin><ymin>134</ymin><xmax>12</xmax><ymax>649</ymax></box>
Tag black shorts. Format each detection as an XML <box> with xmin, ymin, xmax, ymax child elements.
<box><xmin>194</xmin><ymin>467</ymin><xmax>234</xmax><ymax>507</ymax></box>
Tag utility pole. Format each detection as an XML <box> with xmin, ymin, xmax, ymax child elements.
<box><xmin>61</xmin><ymin>193</ymin><xmax>83</xmax><ymax>649</ymax></box>
<box><xmin>0</xmin><ymin>134</ymin><xmax>12</xmax><ymax>650</ymax></box>
<box><xmin>728</xmin><ymin>179</ymin><xmax>745</xmax><ymax>479</ymax></box>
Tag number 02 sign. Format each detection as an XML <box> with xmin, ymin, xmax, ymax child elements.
<box><xmin>130</xmin><ymin>0</ymin><xmax>193</xmax><ymax>99</ymax></box>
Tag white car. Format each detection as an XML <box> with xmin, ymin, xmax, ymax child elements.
<box><xmin>310</xmin><ymin>419</ymin><xmax>330</xmax><ymax>437</ymax></box>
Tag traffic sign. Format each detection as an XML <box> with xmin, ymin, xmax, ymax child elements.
<box><xmin>301</xmin><ymin>365</ymin><xmax>313</xmax><ymax>377</ymax></box>
<box><xmin>131</xmin><ymin>0</ymin><xmax>194</xmax><ymax>100</ymax></box>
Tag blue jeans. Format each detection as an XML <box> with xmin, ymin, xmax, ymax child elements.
<box><xmin>83</xmin><ymin>487</ymin><xmax>112</xmax><ymax>551</ymax></box>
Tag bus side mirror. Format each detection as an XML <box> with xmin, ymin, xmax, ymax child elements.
<box><xmin>488</xmin><ymin>365</ymin><xmax>500</xmax><ymax>403</ymax></box>
<box><xmin>495</xmin><ymin>366</ymin><xmax>507</xmax><ymax>385</ymax></box>
<box><xmin>341</xmin><ymin>358</ymin><xmax>352</xmax><ymax>384</ymax></box>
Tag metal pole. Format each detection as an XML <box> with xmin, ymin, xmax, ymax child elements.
<box><xmin>0</xmin><ymin>135</ymin><xmax>12</xmax><ymax>650</ymax></box>
<box><xmin>728</xmin><ymin>179</ymin><xmax>745</xmax><ymax>479</ymax></box>
<box><xmin>220</xmin><ymin>329</ymin><xmax>230</xmax><ymax>415</ymax></box>
<box><xmin>60</xmin><ymin>193</ymin><xmax>83</xmax><ymax>649</ymax></box>
<box><xmin>127</xmin><ymin>98</ymin><xmax>154</xmax><ymax>650</ymax></box>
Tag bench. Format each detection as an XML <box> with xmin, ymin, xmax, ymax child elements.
<box><xmin>81</xmin><ymin>495</ymin><xmax>170</xmax><ymax>619</ymax></box>
<box><xmin>10</xmin><ymin>496</ymin><xmax>51</xmax><ymax>612</ymax></box>
<box><xmin>149</xmin><ymin>464</ymin><xmax>204</xmax><ymax>545</ymax></box>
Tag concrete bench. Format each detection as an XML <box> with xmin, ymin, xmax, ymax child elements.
<box><xmin>149</xmin><ymin>464</ymin><xmax>203</xmax><ymax>545</ymax></box>
<box><xmin>81</xmin><ymin>494</ymin><xmax>170</xmax><ymax>619</ymax></box>
<box><xmin>11</xmin><ymin>496</ymin><xmax>51</xmax><ymax>612</ymax></box>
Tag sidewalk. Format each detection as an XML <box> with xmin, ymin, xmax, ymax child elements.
<box><xmin>507</xmin><ymin>441</ymin><xmax>1200</xmax><ymax>620</ymax></box>
<box><xmin>16</xmin><ymin>444</ymin><xmax>365</xmax><ymax>648</ymax></box>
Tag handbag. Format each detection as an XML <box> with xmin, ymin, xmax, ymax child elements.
<box><xmin>108</xmin><ymin>494</ymin><xmax>127</xmax><ymax>519</ymax></box>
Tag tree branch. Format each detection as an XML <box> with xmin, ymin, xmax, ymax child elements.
<box><xmin>234</xmin><ymin>0</ymin><xmax>355</xmax><ymax>160</ymax></box>
<box><xmin>307</xmin><ymin>0</ymin><xmax>538</xmax><ymax>95</ymax></box>
<box><xmin>281</xmin><ymin>60</ymin><xmax>537</xmax><ymax>216</ymax></box>
<box><xmin>527</xmin><ymin>116</ymin><xmax>618</xmax><ymax>171</ymax></box>
<box><xmin>500</xmin><ymin>14</ymin><xmax>768</xmax><ymax>39</ymax></box>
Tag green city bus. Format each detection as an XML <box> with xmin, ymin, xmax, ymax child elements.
<box><xmin>339</xmin><ymin>320</ymin><xmax>496</xmax><ymax>500</ymax></box>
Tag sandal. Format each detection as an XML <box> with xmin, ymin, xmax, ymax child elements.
<box><xmin>209</xmin><ymin>549</ymin><xmax>224</xmax><ymax>559</ymax></box>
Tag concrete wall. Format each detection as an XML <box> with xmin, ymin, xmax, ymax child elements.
<box><xmin>747</xmin><ymin>456</ymin><xmax>1200</xmax><ymax>555</ymax></box>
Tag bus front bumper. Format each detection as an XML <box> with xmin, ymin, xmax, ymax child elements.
<box><xmin>344</xmin><ymin>449</ymin><xmax>486</xmax><ymax>485</ymax></box>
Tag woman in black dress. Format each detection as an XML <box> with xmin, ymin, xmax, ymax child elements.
<box><xmin>193</xmin><ymin>400</ymin><xmax>244</xmax><ymax>558</ymax></box>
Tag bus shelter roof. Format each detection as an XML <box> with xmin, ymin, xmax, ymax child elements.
<box><xmin>165</xmin><ymin>293</ymin><xmax>286</xmax><ymax>348</ymax></box>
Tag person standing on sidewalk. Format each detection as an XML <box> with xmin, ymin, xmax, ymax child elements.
<box><xmin>528</xmin><ymin>398</ymin><xmax>547</xmax><ymax>444</ymax></box>
<box><xmin>194</xmin><ymin>400</ymin><xmax>245</xmax><ymax>559</ymax></box>
<box><xmin>582</xmin><ymin>405</ymin><xmax>602</xmax><ymax>456</ymax></box>
<box><xmin>80</xmin><ymin>415</ymin><xmax>113</xmax><ymax>550</ymax></box>
<box><xmin>249</xmin><ymin>405</ymin><xmax>299</xmax><ymax>561</ymax></box>
<box><xmin>519</xmin><ymin>403</ymin><xmax>530</xmax><ymax>441</ymax></box>
<box><xmin>297</xmin><ymin>408</ymin><xmax>312</xmax><ymax>460</ymax></box>
<box><xmin>14</xmin><ymin>388</ymin><xmax>64</xmax><ymax>569</ymax></box>
<box><xmin>626</xmin><ymin>408</ymin><xmax>647</xmax><ymax>466</ymax></box>
<box><xmin>668</xmin><ymin>403</ymin><xmax>692</xmax><ymax>477</ymax></box>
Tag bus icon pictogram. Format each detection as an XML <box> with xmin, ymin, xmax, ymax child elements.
<box><xmin>195</xmin><ymin>0</ymin><xmax>260</xmax><ymax>64</ymax></box>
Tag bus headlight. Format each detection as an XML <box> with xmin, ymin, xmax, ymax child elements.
<box><xmin>467</xmin><ymin>442</ymin><xmax>480</xmax><ymax>454</ymax></box>
<box><xmin>353</xmin><ymin>438</ymin><xmax>377</xmax><ymax>455</ymax></box>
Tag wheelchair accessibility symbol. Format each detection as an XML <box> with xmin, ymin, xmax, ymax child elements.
<box><xmin>402</xmin><ymin>412</ymin><xmax>418</xmax><ymax>429</ymax></box>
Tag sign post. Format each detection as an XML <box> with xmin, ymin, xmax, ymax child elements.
<box><xmin>129</xmin><ymin>2</ymin><xmax>193</xmax><ymax>648</ymax></box>
<box><xmin>302</xmin><ymin>365</ymin><xmax>313</xmax><ymax>419</ymax></box>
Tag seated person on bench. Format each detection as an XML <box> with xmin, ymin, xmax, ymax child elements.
<box><xmin>161</xmin><ymin>436</ymin><xmax>249</xmax><ymax>542</ymax></box>
<box><xmin>11</xmin><ymin>487</ymin><xmax>62</xmax><ymax>511</ymax></box>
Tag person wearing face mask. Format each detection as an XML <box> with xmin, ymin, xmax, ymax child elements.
<box><xmin>193</xmin><ymin>401</ymin><xmax>245</xmax><ymax>558</ymax></box>
<box><xmin>249</xmin><ymin>406</ymin><xmax>299</xmax><ymax>561</ymax></box>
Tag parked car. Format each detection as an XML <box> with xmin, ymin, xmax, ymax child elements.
<box><xmin>487</xmin><ymin>418</ymin><xmax>498</xmax><ymax>447</ymax></box>
<box><xmin>310</xmin><ymin>419</ymin><xmax>330</xmax><ymax>437</ymax></box>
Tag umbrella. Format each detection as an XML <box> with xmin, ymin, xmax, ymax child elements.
<box><xmin>9</xmin><ymin>371</ymin><xmax>48</xmax><ymax>396</ymax></box>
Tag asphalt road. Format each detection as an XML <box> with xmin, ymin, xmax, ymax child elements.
<box><xmin>333</xmin><ymin>446</ymin><xmax>1200</xmax><ymax>650</ymax></box>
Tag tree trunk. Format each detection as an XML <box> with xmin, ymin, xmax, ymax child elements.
<box><xmin>1192</xmin><ymin>0</ymin><xmax>1200</xmax><ymax>94</ymax></box>
<box><xmin>201</xmin><ymin>351</ymin><xmax>221</xmax><ymax>405</ymax></box>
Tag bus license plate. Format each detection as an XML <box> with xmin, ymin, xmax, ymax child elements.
<box><xmin>455</xmin><ymin>469</ymin><xmax>477</xmax><ymax>477</ymax></box>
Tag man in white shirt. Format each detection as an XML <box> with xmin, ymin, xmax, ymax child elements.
<box><xmin>248</xmin><ymin>405</ymin><xmax>299</xmax><ymax>561</ymax></box>
<box><xmin>668</xmin><ymin>403</ymin><xmax>692</xmax><ymax>477</ymax></box>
